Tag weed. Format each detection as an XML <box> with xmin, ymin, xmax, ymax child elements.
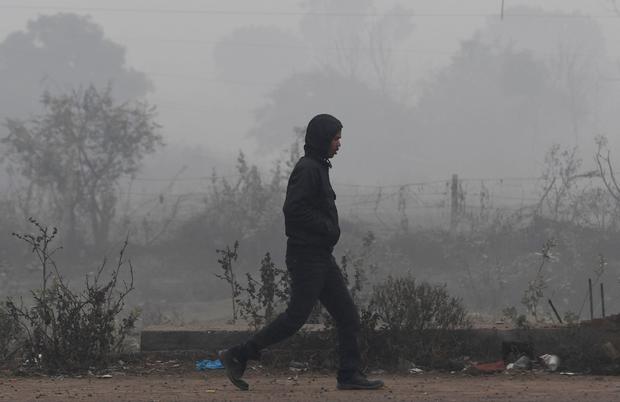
<box><xmin>340</xmin><ymin>231</ymin><xmax>376</xmax><ymax>303</ymax></box>
<box><xmin>5</xmin><ymin>218</ymin><xmax>138</xmax><ymax>373</ymax></box>
<box><xmin>238</xmin><ymin>252</ymin><xmax>290</xmax><ymax>329</ymax></box>
<box><xmin>214</xmin><ymin>241</ymin><xmax>241</xmax><ymax>323</ymax></box>
<box><xmin>502</xmin><ymin>306</ymin><xmax>529</xmax><ymax>330</ymax></box>
<box><xmin>215</xmin><ymin>243</ymin><xmax>290</xmax><ymax>328</ymax></box>
<box><xmin>521</xmin><ymin>239</ymin><xmax>556</xmax><ymax>322</ymax></box>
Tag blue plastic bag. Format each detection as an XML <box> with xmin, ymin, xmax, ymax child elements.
<box><xmin>196</xmin><ymin>359</ymin><xmax>224</xmax><ymax>371</ymax></box>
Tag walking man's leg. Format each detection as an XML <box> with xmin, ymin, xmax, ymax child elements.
<box><xmin>320</xmin><ymin>257</ymin><xmax>384</xmax><ymax>390</ymax></box>
<box><xmin>220</xmin><ymin>255</ymin><xmax>326</xmax><ymax>390</ymax></box>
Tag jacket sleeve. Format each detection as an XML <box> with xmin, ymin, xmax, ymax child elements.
<box><xmin>283</xmin><ymin>165</ymin><xmax>332</xmax><ymax>235</ymax></box>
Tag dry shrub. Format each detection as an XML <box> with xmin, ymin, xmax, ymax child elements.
<box><xmin>368</xmin><ymin>275</ymin><xmax>470</xmax><ymax>367</ymax></box>
<box><xmin>5</xmin><ymin>218</ymin><xmax>138</xmax><ymax>373</ymax></box>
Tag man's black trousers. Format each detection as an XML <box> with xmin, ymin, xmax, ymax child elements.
<box><xmin>246</xmin><ymin>251</ymin><xmax>361</xmax><ymax>380</ymax></box>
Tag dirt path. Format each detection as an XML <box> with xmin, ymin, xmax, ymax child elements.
<box><xmin>1</xmin><ymin>371</ymin><xmax>619</xmax><ymax>401</ymax></box>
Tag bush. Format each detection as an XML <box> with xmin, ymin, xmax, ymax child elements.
<box><xmin>5</xmin><ymin>218</ymin><xmax>138</xmax><ymax>373</ymax></box>
<box><xmin>368</xmin><ymin>275</ymin><xmax>470</xmax><ymax>366</ymax></box>
<box><xmin>318</xmin><ymin>270</ymin><xmax>469</xmax><ymax>369</ymax></box>
<box><xmin>372</xmin><ymin>276</ymin><xmax>469</xmax><ymax>333</ymax></box>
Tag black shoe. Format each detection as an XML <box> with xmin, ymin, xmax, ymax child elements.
<box><xmin>218</xmin><ymin>348</ymin><xmax>249</xmax><ymax>391</ymax></box>
<box><xmin>337</xmin><ymin>372</ymin><xmax>384</xmax><ymax>390</ymax></box>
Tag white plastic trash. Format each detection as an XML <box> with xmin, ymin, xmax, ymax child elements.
<box><xmin>540</xmin><ymin>354</ymin><xmax>560</xmax><ymax>371</ymax></box>
<box><xmin>513</xmin><ymin>356</ymin><xmax>531</xmax><ymax>370</ymax></box>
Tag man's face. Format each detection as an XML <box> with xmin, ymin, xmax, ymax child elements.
<box><xmin>328</xmin><ymin>131</ymin><xmax>341</xmax><ymax>158</ymax></box>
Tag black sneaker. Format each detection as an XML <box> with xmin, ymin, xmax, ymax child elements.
<box><xmin>337</xmin><ymin>372</ymin><xmax>384</xmax><ymax>390</ymax></box>
<box><xmin>218</xmin><ymin>348</ymin><xmax>249</xmax><ymax>391</ymax></box>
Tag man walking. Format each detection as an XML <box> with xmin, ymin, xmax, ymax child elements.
<box><xmin>219</xmin><ymin>114</ymin><xmax>384</xmax><ymax>391</ymax></box>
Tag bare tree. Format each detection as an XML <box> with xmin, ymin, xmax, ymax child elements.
<box><xmin>595</xmin><ymin>136</ymin><xmax>620</xmax><ymax>203</ymax></box>
<box><xmin>0</xmin><ymin>13</ymin><xmax>151</xmax><ymax>124</ymax></box>
<box><xmin>367</xmin><ymin>5</ymin><xmax>414</xmax><ymax>95</ymax></box>
<box><xmin>299</xmin><ymin>0</ymin><xmax>414</xmax><ymax>94</ymax></box>
<box><xmin>2</xmin><ymin>86</ymin><xmax>162</xmax><ymax>250</ymax></box>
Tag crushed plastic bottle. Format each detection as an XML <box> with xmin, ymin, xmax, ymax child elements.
<box><xmin>539</xmin><ymin>354</ymin><xmax>560</xmax><ymax>372</ymax></box>
<box><xmin>512</xmin><ymin>355</ymin><xmax>531</xmax><ymax>370</ymax></box>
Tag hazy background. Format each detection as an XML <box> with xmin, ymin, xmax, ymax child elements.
<box><xmin>2</xmin><ymin>0</ymin><xmax>620</xmax><ymax>324</ymax></box>
<box><xmin>2</xmin><ymin>0</ymin><xmax>620</xmax><ymax>184</ymax></box>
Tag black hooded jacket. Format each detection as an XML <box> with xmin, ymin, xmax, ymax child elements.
<box><xmin>283</xmin><ymin>114</ymin><xmax>342</xmax><ymax>253</ymax></box>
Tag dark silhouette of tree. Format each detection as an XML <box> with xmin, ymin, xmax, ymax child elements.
<box><xmin>413</xmin><ymin>37</ymin><xmax>588</xmax><ymax>178</ymax></box>
<box><xmin>0</xmin><ymin>13</ymin><xmax>151</xmax><ymax>123</ymax></box>
<box><xmin>479</xmin><ymin>5</ymin><xmax>609</xmax><ymax>143</ymax></box>
<box><xmin>2</xmin><ymin>86</ymin><xmax>162</xmax><ymax>250</ymax></box>
<box><xmin>411</xmin><ymin>7</ymin><xmax>614</xmax><ymax>179</ymax></box>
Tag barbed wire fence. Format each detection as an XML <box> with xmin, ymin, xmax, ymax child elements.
<box><xmin>114</xmin><ymin>171</ymin><xmax>618</xmax><ymax>240</ymax></box>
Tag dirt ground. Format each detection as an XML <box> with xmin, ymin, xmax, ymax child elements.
<box><xmin>1</xmin><ymin>370</ymin><xmax>620</xmax><ymax>402</ymax></box>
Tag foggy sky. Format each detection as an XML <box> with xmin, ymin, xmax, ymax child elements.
<box><xmin>1</xmin><ymin>0</ymin><xmax>620</xmax><ymax>185</ymax></box>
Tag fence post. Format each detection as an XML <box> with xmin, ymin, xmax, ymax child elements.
<box><xmin>450</xmin><ymin>174</ymin><xmax>458</xmax><ymax>232</ymax></box>
<box><xmin>548</xmin><ymin>299</ymin><xmax>563</xmax><ymax>324</ymax></box>
<box><xmin>588</xmin><ymin>278</ymin><xmax>594</xmax><ymax>321</ymax></box>
<box><xmin>601</xmin><ymin>283</ymin><xmax>606</xmax><ymax>318</ymax></box>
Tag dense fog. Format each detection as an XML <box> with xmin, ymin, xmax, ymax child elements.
<box><xmin>1</xmin><ymin>0</ymin><xmax>620</xmax><ymax>327</ymax></box>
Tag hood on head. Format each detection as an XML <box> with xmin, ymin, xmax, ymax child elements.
<box><xmin>304</xmin><ymin>114</ymin><xmax>342</xmax><ymax>160</ymax></box>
